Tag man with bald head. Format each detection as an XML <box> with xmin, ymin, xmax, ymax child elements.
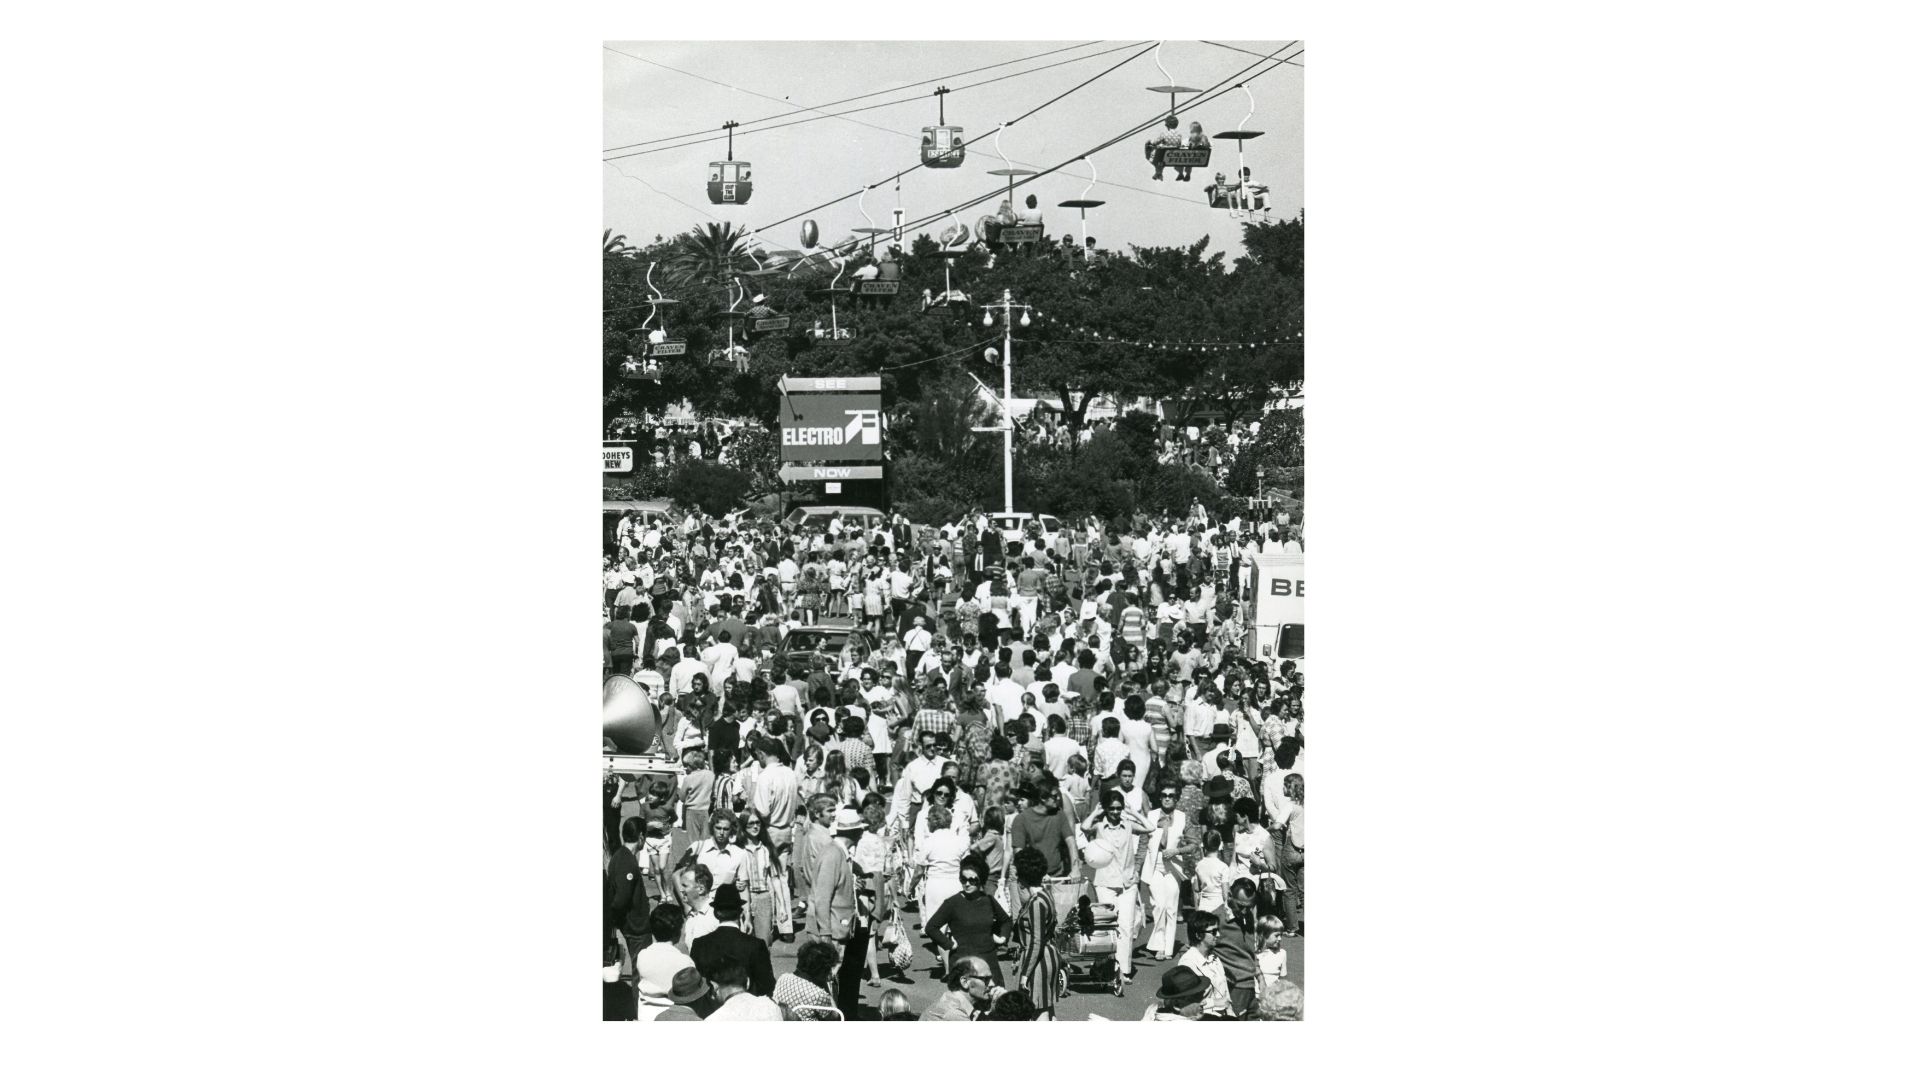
<box><xmin>919</xmin><ymin>953</ymin><xmax>1001</xmax><ymax>1021</ymax></box>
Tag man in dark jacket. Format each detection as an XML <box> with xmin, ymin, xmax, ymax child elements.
<box><xmin>607</xmin><ymin>817</ymin><xmax>652</xmax><ymax>966</ymax></box>
<box><xmin>1212</xmin><ymin>878</ymin><xmax>1263</xmax><ymax>1017</ymax></box>
<box><xmin>689</xmin><ymin>884</ymin><xmax>775</xmax><ymax>998</ymax></box>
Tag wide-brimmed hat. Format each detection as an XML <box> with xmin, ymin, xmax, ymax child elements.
<box><xmin>667</xmin><ymin>966</ymin><xmax>711</xmax><ymax>1004</ymax></box>
<box><xmin>831</xmin><ymin>807</ymin><xmax>867</xmax><ymax>835</ymax></box>
<box><xmin>1158</xmin><ymin>967</ymin><xmax>1209</xmax><ymax>1005</ymax></box>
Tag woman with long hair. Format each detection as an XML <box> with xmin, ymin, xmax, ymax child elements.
<box><xmin>797</xmin><ymin>554</ymin><xmax>824</xmax><ymax>627</ymax></box>
<box><xmin>1011</xmin><ymin>846</ymin><xmax>1061</xmax><ymax>1020</ymax></box>
<box><xmin>1278</xmin><ymin>772</ymin><xmax>1304</xmax><ymax>936</ymax></box>
<box><xmin>737</xmin><ymin>810</ymin><xmax>785</xmax><ymax>944</ymax></box>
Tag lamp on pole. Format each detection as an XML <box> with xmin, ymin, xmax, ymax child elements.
<box><xmin>980</xmin><ymin>289</ymin><xmax>1033</xmax><ymax>514</ymax></box>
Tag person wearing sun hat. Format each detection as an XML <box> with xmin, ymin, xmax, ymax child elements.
<box><xmin>1144</xmin><ymin>966</ymin><xmax>1212</xmax><ymax>1021</ymax></box>
<box><xmin>651</xmin><ymin>966</ymin><xmax>717</xmax><ymax>1021</ymax></box>
<box><xmin>810</xmin><ymin>806</ymin><xmax>873</xmax><ymax>1016</ymax></box>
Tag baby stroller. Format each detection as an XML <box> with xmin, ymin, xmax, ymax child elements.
<box><xmin>1054</xmin><ymin>895</ymin><xmax>1126</xmax><ymax>998</ymax></box>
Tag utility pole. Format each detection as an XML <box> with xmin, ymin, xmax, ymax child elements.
<box><xmin>980</xmin><ymin>288</ymin><xmax>1032</xmax><ymax>514</ymax></box>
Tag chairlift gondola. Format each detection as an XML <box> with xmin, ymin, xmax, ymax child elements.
<box><xmin>706</xmin><ymin>121</ymin><xmax>753</xmax><ymax>205</ymax></box>
<box><xmin>1206</xmin><ymin>84</ymin><xmax>1272</xmax><ymax>220</ymax></box>
<box><xmin>808</xmin><ymin>262</ymin><xmax>856</xmax><ymax>340</ymax></box>
<box><xmin>980</xmin><ymin>124</ymin><xmax>1043</xmax><ymax>249</ymax></box>
<box><xmin>925</xmin><ymin>213</ymin><xmax>972</xmax><ymax>317</ymax></box>
<box><xmin>637</xmin><ymin>262</ymin><xmax>685</xmax><ymax>365</ymax></box>
<box><xmin>1058</xmin><ymin>156</ymin><xmax>1106</xmax><ymax>269</ymax></box>
<box><xmin>1144</xmin><ymin>44</ymin><xmax>1209</xmax><ymax>180</ymax></box>
<box><xmin>850</xmin><ymin>185</ymin><xmax>889</xmax><ymax>253</ymax></box>
<box><xmin>706</xmin><ymin>277</ymin><xmax>753</xmax><ymax>371</ymax></box>
<box><xmin>921</xmin><ymin>85</ymin><xmax>966</xmax><ymax>169</ymax></box>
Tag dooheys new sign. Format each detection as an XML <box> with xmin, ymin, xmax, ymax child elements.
<box><xmin>779</xmin><ymin>386</ymin><xmax>884</xmax><ymax>463</ymax></box>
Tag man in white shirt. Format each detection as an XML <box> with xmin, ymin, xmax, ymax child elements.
<box><xmin>688</xmin><ymin>812</ymin><xmax>752</xmax><ymax>896</ymax></box>
<box><xmin>894</xmin><ymin>729</ymin><xmax>952</xmax><ymax>829</ymax></box>
<box><xmin>669</xmin><ymin>648</ymin><xmax>708</xmax><ymax>698</ymax></box>
<box><xmin>902</xmin><ymin>615</ymin><xmax>934</xmax><ymax>673</ymax></box>
<box><xmin>985</xmin><ymin>666</ymin><xmax>1026</xmax><ymax>730</ymax></box>
<box><xmin>1043</xmin><ymin>715</ymin><xmax>1081</xmax><ymax>779</ymax></box>
<box><xmin>1118</xmin><ymin>696</ymin><xmax>1156</xmax><ymax>776</ymax></box>
<box><xmin>1080</xmin><ymin>790</ymin><xmax>1150</xmax><ymax>982</ymax></box>
<box><xmin>675</xmin><ymin>864</ymin><xmax>719</xmax><ymax>948</ymax></box>
<box><xmin>701</xmin><ymin>630</ymin><xmax>740</xmax><ymax>690</ymax></box>
<box><xmin>751</xmin><ymin>743</ymin><xmax>801</xmax><ymax>850</ymax></box>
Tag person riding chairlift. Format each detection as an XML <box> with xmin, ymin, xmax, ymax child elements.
<box><xmin>1177</xmin><ymin>122</ymin><xmax>1209</xmax><ymax>182</ymax></box>
<box><xmin>1148</xmin><ymin>115</ymin><xmax>1185</xmax><ymax>181</ymax></box>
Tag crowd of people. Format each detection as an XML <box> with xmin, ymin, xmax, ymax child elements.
<box><xmin>603</xmin><ymin>502</ymin><xmax>1305</xmax><ymax>1021</ymax></box>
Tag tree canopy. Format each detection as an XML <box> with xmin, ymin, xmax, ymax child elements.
<box><xmin>604</xmin><ymin>215</ymin><xmax>1304</xmax><ymax>440</ymax></box>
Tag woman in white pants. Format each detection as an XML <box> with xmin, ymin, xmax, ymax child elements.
<box><xmin>1140</xmin><ymin>783</ymin><xmax>1188</xmax><ymax>960</ymax></box>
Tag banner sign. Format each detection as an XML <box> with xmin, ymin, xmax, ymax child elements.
<box><xmin>752</xmin><ymin>316</ymin><xmax>790</xmax><ymax>332</ymax></box>
<box><xmin>779</xmin><ymin>464</ymin><xmax>885</xmax><ymax>481</ymax></box>
<box><xmin>779</xmin><ymin>393</ymin><xmax>883</xmax><ymax>462</ymax></box>
<box><xmin>780</xmin><ymin>376</ymin><xmax>881</xmax><ymax>393</ymax></box>
<box><xmin>603</xmin><ymin>445</ymin><xmax>635</xmax><ymax>473</ymax></box>
<box><xmin>855</xmin><ymin>280</ymin><xmax>899</xmax><ymax>295</ymax></box>
<box><xmin>647</xmin><ymin>341</ymin><xmax>685</xmax><ymax>357</ymax></box>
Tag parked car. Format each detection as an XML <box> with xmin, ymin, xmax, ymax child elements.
<box><xmin>774</xmin><ymin>625</ymin><xmax>879</xmax><ymax>672</ymax></box>
<box><xmin>989</xmin><ymin>512</ymin><xmax>1065</xmax><ymax>544</ymax></box>
<box><xmin>604</xmin><ymin>499</ymin><xmax>675</xmax><ymax>554</ymax></box>
<box><xmin>783</xmin><ymin>504</ymin><xmax>887</xmax><ymax>534</ymax></box>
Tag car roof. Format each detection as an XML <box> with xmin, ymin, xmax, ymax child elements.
<box><xmin>790</xmin><ymin>505</ymin><xmax>883</xmax><ymax>517</ymax></box>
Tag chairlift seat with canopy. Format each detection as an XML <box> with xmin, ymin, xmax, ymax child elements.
<box><xmin>808</xmin><ymin>284</ymin><xmax>855</xmax><ymax>339</ymax></box>
<box><xmin>643</xmin><ymin>297</ymin><xmax>687</xmax><ymax>358</ymax></box>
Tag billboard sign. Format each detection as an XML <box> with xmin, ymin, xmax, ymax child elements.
<box><xmin>780</xmin><ymin>392</ymin><xmax>883</xmax><ymax>462</ymax></box>
<box><xmin>603</xmin><ymin>444</ymin><xmax>634</xmax><ymax>473</ymax></box>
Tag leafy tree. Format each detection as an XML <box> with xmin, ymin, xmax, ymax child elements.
<box><xmin>666</xmin><ymin>459</ymin><xmax>754</xmax><ymax>515</ymax></box>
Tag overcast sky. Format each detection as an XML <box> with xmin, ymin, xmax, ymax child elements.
<box><xmin>604</xmin><ymin>40</ymin><xmax>1302</xmax><ymax>263</ymax></box>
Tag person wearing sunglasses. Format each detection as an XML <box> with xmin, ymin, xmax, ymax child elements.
<box><xmin>1140</xmin><ymin>783</ymin><xmax>1188</xmax><ymax>961</ymax></box>
<box><xmin>1175</xmin><ymin>910</ymin><xmax>1232</xmax><ymax>1018</ymax></box>
<box><xmin>923</xmin><ymin>854</ymin><xmax>1012</xmax><ymax>987</ymax></box>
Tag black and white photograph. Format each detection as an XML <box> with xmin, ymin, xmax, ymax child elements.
<box><xmin>16</xmin><ymin>5</ymin><xmax>1907</xmax><ymax>1070</ymax></box>
<box><xmin>601</xmin><ymin>39</ymin><xmax>1305</xmax><ymax>1021</ymax></box>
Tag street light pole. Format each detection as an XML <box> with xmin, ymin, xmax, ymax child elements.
<box><xmin>1000</xmin><ymin>289</ymin><xmax>1014</xmax><ymax>514</ymax></box>
<box><xmin>981</xmin><ymin>288</ymin><xmax>1032</xmax><ymax>516</ymax></box>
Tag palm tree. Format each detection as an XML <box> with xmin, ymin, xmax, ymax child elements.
<box><xmin>663</xmin><ymin>222</ymin><xmax>757</xmax><ymax>293</ymax></box>
<box><xmin>603</xmin><ymin>229</ymin><xmax>637</xmax><ymax>258</ymax></box>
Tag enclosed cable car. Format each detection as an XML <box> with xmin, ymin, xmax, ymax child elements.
<box><xmin>921</xmin><ymin>85</ymin><xmax>965</xmax><ymax>168</ymax></box>
<box><xmin>1207</xmin><ymin>84</ymin><xmax>1272</xmax><ymax>220</ymax></box>
<box><xmin>980</xmin><ymin>124</ymin><xmax>1043</xmax><ymax>249</ymax></box>
<box><xmin>706</xmin><ymin>121</ymin><xmax>753</xmax><ymax>205</ymax></box>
